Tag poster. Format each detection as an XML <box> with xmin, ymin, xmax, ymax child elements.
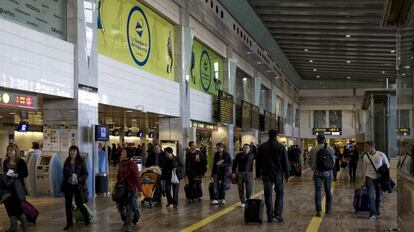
<box><xmin>97</xmin><ymin>0</ymin><xmax>175</xmax><ymax>81</ymax></box>
<box><xmin>0</xmin><ymin>0</ymin><xmax>67</xmax><ymax>39</ymax></box>
<box><xmin>190</xmin><ymin>40</ymin><xmax>224</xmax><ymax>96</ymax></box>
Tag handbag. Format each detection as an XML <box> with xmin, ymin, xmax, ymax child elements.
<box><xmin>366</xmin><ymin>154</ymin><xmax>395</xmax><ymax>192</ymax></box>
<box><xmin>112</xmin><ymin>164</ymin><xmax>130</xmax><ymax>202</ymax></box>
<box><xmin>171</xmin><ymin>168</ymin><xmax>179</xmax><ymax>184</ymax></box>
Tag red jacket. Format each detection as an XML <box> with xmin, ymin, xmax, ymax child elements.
<box><xmin>117</xmin><ymin>160</ymin><xmax>142</xmax><ymax>192</ymax></box>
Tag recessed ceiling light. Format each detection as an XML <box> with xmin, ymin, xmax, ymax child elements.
<box><xmin>382</xmin><ymin>71</ymin><xmax>385</xmax><ymax>74</ymax></box>
<box><xmin>125</xmin><ymin>110</ymin><xmax>133</xmax><ymax>113</ymax></box>
<box><xmin>347</xmin><ymin>76</ymin><xmax>351</xmax><ymax>80</ymax></box>
<box><xmin>346</xmin><ymin>34</ymin><xmax>351</xmax><ymax>38</ymax></box>
<box><xmin>9</xmin><ymin>112</ymin><xmax>16</xmax><ymax>115</ymax></box>
<box><xmin>304</xmin><ymin>48</ymin><xmax>308</xmax><ymax>51</ymax></box>
<box><xmin>246</xmin><ymin>51</ymin><xmax>252</xmax><ymax>54</ymax></box>
<box><xmin>267</xmin><ymin>70</ymin><xmax>272</xmax><ymax>73</ymax></box>
<box><xmin>402</xmin><ymin>73</ymin><xmax>406</xmax><ymax>76</ymax></box>
<box><xmin>316</xmin><ymin>75</ymin><xmax>320</xmax><ymax>78</ymax></box>
<box><xmin>346</xmin><ymin>60</ymin><xmax>351</xmax><ymax>63</ymax></box>
<box><xmin>404</xmin><ymin>65</ymin><xmax>410</xmax><ymax>69</ymax></box>
<box><xmin>257</xmin><ymin>61</ymin><xmax>262</xmax><ymax>64</ymax></box>
<box><xmin>390</xmin><ymin>50</ymin><xmax>395</xmax><ymax>53</ymax></box>
<box><xmin>243</xmin><ymin>77</ymin><xmax>247</xmax><ymax>81</ymax></box>
<box><xmin>309</xmin><ymin>60</ymin><xmax>313</xmax><ymax>63</ymax></box>
<box><xmin>313</xmin><ymin>69</ymin><xmax>317</xmax><ymax>71</ymax></box>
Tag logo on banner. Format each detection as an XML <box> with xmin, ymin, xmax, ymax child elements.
<box><xmin>200</xmin><ymin>50</ymin><xmax>212</xmax><ymax>91</ymax></box>
<box><xmin>127</xmin><ymin>6</ymin><xmax>151</xmax><ymax>66</ymax></box>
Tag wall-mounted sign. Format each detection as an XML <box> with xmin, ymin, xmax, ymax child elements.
<box><xmin>98</xmin><ymin>0</ymin><xmax>175</xmax><ymax>80</ymax></box>
<box><xmin>217</xmin><ymin>90</ymin><xmax>233</xmax><ymax>124</ymax></box>
<box><xmin>251</xmin><ymin>105</ymin><xmax>260</xmax><ymax>130</ymax></box>
<box><xmin>0</xmin><ymin>89</ymin><xmax>37</xmax><ymax>110</ymax></box>
<box><xmin>312</xmin><ymin>128</ymin><xmax>342</xmax><ymax>136</ymax></box>
<box><xmin>190</xmin><ymin>40</ymin><xmax>224</xmax><ymax>96</ymax></box>
<box><xmin>95</xmin><ymin>125</ymin><xmax>109</xmax><ymax>141</ymax></box>
<box><xmin>241</xmin><ymin>100</ymin><xmax>252</xmax><ymax>130</ymax></box>
<box><xmin>0</xmin><ymin>0</ymin><xmax>67</xmax><ymax>39</ymax></box>
<box><xmin>397</xmin><ymin>128</ymin><xmax>410</xmax><ymax>136</ymax></box>
<box><xmin>191</xmin><ymin>121</ymin><xmax>218</xmax><ymax>131</ymax></box>
<box><xmin>137</xmin><ymin>131</ymin><xmax>144</xmax><ymax>137</ymax></box>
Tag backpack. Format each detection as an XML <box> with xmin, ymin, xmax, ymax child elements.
<box><xmin>316</xmin><ymin>144</ymin><xmax>335</xmax><ymax>172</ymax></box>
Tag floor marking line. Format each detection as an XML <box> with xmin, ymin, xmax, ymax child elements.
<box><xmin>305</xmin><ymin>169</ymin><xmax>342</xmax><ymax>232</ymax></box>
<box><xmin>180</xmin><ymin>168</ymin><xmax>311</xmax><ymax>232</ymax></box>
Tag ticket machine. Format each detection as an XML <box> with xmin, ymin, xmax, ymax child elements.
<box><xmin>26</xmin><ymin>150</ymin><xmax>41</xmax><ymax>197</ymax></box>
<box><xmin>36</xmin><ymin>152</ymin><xmax>63</xmax><ymax>197</ymax></box>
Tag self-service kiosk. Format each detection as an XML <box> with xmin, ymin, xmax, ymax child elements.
<box><xmin>26</xmin><ymin>150</ymin><xmax>41</xmax><ymax>197</ymax></box>
<box><xmin>36</xmin><ymin>152</ymin><xmax>63</xmax><ymax>197</ymax></box>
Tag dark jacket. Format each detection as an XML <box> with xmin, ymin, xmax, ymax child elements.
<box><xmin>3</xmin><ymin>159</ymin><xmax>28</xmax><ymax>191</ymax></box>
<box><xmin>232</xmin><ymin>152</ymin><xmax>254</xmax><ymax>173</ymax></box>
<box><xmin>117</xmin><ymin>159</ymin><xmax>142</xmax><ymax>192</ymax></box>
<box><xmin>256</xmin><ymin>139</ymin><xmax>289</xmax><ymax>178</ymax></box>
<box><xmin>161</xmin><ymin>156</ymin><xmax>183</xmax><ymax>182</ymax></box>
<box><xmin>186</xmin><ymin>150</ymin><xmax>207</xmax><ymax>177</ymax></box>
<box><xmin>212</xmin><ymin>152</ymin><xmax>232</xmax><ymax>177</ymax></box>
<box><xmin>145</xmin><ymin>152</ymin><xmax>164</xmax><ymax>167</ymax></box>
<box><xmin>61</xmin><ymin>159</ymin><xmax>88</xmax><ymax>190</ymax></box>
<box><xmin>348</xmin><ymin>149</ymin><xmax>359</xmax><ymax>164</ymax></box>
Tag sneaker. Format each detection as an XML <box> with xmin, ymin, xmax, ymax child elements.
<box><xmin>241</xmin><ymin>203</ymin><xmax>246</xmax><ymax>208</ymax></box>
<box><xmin>211</xmin><ymin>200</ymin><xmax>219</xmax><ymax>205</ymax></box>
<box><xmin>369</xmin><ymin>215</ymin><xmax>377</xmax><ymax>220</ymax></box>
<box><xmin>220</xmin><ymin>199</ymin><xmax>226</xmax><ymax>204</ymax></box>
<box><xmin>274</xmin><ymin>216</ymin><xmax>284</xmax><ymax>223</ymax></box>
<box><xmin>315</xmin><ymin>211</ymin><xmax>321</xmax><ymax>217</ymax></box>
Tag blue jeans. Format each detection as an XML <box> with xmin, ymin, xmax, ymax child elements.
<box><xmin>314</xmin><ymin>171</ymin><xmax>332</xmax><ymax>212</ymax></box>
<box><xmin>262</xmin><ymin>175</ymin><xmax>284</xmax><ymax>219</ymax></box>
<box><xmin>213</xmin><ymin>174</ymin><xmax>226</xmax><ymax>200</ymax></box>
<box><xmin>365</xmin><ymin>177</ymin><xmax>382</xmax><ymax>216</ymax></box>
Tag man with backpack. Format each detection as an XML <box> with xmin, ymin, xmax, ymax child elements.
<box><xmin>308</xmin><ymin>134</ymin><xmax>336</xmax><ymax>217</ymax></box>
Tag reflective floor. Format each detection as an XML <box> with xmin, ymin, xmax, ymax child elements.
<box><xmin>0</xmin><ymin>161</ymin><xmax>397</xmax><ymax>232</ymax></box>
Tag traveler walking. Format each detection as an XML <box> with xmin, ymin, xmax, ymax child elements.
<box><xmin>160</xmin><ymin>147</ymin><xmax>182</xmax><ymax>208</ymax></box>
<box><xmin>211</xmin><ymin>143</ymin><xmax>232</xmax><ymax>205</ymax></box>
<box><xmin>185</xmin><ymin>141</ymin><xmax>207</xmax><ymax>202</ymax></box>
<box><xmin>232</xmin><ymin>144</ymin><xmax>254</xmax><ymax>208</ymax></box>
<box><xmin>348</xmin><ymin>145</ymin><xmax>359</xmax><ymax>183</ymax></box>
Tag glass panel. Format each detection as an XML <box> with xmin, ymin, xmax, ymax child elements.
<box><xmin>314</xmin><ymin>110</ymin><xmax>326</xmax><ymax>128</ymax></box>
<box><xmin>295</xmin><ymin>109</ymin><xmax>300</xmax><ymax>127</ymax></box>
<box><xmin>329</xmin><ymin>110</ymin><xmax>342</xmax><ymax>128</ymax></box>
<box><xmin>287</xmin><ymin>104</ymin><xmax>293</xmax><ymax>124</ymax></box>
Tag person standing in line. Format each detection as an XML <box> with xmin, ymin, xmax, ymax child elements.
<box><xmin>185</xmin><ymin>141</ymin><xmax>207</xmax><ymax>202</ymax></box>
<box><xmin>61</xmin><ymin>145</ymin><xmax>90</xmax><ymax>231</ymax></box>
<box><xmin>2</xmin><ymin>144</ymin><xmax>28</xmax><ymax>232</ymax></box>
<box><xmin>160</xmin><ymin>147</ymin><xmax>182</xmax><ymax>208</ymax></box>
<box><xmin>348</xmin><ymin>145</ymin><xmax>360</xmax><ymax>183</ymax></box>
<box><xmin>256</xmin><ymin>129</ymin><xmax>290</xmax><ymax>223</ymax></box>
<box><xmin>211</xmin><ymin>143</ymin><xmax>232</xmax><ymax>205</ymax></box>
<box><xmin>363</xmin><ymin>141</ymin><xmax>390</xmax><ymax>219</ymax></box>
<box><xmin>232</xmin><ymin>143</ymin><xmax>254</xmax><ymax>208</ymax></box>
<box><xmin>116</xmin><ymin>148</ymin><xmax>142</xmax><ymax>232</ymax></box>
<box><xmin>308</xmin><ymin>134</ymin><xmax>336</xmax><ymax>217</ymax></box>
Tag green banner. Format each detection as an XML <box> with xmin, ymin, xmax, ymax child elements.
<box><xmin>190</xmin><ymin>40</ymin><xmax>224</xmax><ymax>96</ymax></box>
<box><xmin>97</xmin><ymin>0</ymin><xmax>175</xmax><ymax>81</ymax></box>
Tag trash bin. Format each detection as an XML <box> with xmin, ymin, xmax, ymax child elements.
<box><xmin>95</xmin><ymin>172</ymin><xmax>108</xmax><ymax>195</ymax></box>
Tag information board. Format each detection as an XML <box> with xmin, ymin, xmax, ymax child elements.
<box><xmin>312</xmin><ymin>128</ymin><xmax>342</xmax><ymax>135</ymax></box>
<box><xmin>217</xmin><ymin>90</ymin><xmax>233</xmax><ymax>124</ymax></box>
<box><xmin>241</xmin><ymin>100</ymin><xmax>252</xmax><ymax>130</ymax></box>
<box><xmin>0</xmin><ymin>89</ymin><xmax>37</xmax><ymax>110</ymax></box>
<box><xmin>397</xmin><ymin>128</ymin><xmax>410</xmax><ymax>136</ymax></box>
<box><xmin>251</xmin><ymin>105</ymin><xmax>260</xmax><ymax>130</ymax></box>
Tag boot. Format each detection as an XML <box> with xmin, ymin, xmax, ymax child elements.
<box><xmin>5</xmin><ymin>216</ymin><xmax>17</xmax><ymax>232</ymax></box>
<box><xmin>19</xmin><ymin>214</ymin><xmax>28</xmax><ymax>231</ymax></box>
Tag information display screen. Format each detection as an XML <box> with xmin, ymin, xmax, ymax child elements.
<box><xmin>312</xmin><ymin>128</ymin><xmax>342</xmax><ymax>135</ymax></box>
<box><xmin>0</xmin><ymin>90</ymin><xmax>37</xmax><ymax>110</ymax></box>
<box><xmin>397</xmin><ymin>128</ymin><xmax>410</xmax><ymax>136</ymax></box>
<box><xmin>251</xmin><ymin>105</ymin><xmax>260</xmax><ymax>130</ymax></box>
<box><xmin>241</xmin><ymin>100</ymin><xmax>252</xmax><ymax>130</ymax></box>
<box><xmin>217</xmin><ymin>90</ymin><xmax>233</xmax><ymax>124</ymax></box>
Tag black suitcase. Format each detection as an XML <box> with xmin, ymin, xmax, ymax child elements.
<box><xmin>353</xmin><ymin>187</ymin><xmax>370</xmax><ymax>212</ymax></box>
<box><xmin>208</xmin><ymin>182</ymin><xmax>215</xmax><ymax>200</ymax></box>
<box><xmin>244</xmin><ymin>199</ymin><xmax>264</xmax><ymax>224</ymax></box>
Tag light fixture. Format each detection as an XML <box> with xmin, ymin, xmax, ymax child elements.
<box><xmin>346</xmin><ymin>34</ymin><xmax>351</xmax><ymax>38</ymax></box>
<box><xmin>346</xmin><ymin>60</ymin><xmax>351</xmax><ymax>63</ymax></box>
<box><xmin>382</xmin><ymin>71</ymin><xmax>385</xmax><ymax>74</ymax></box>
<box><xmin>304</xmin><ymin>48</ymin><xmax>308</xmax><ymax>51</ymax></box>
<box><xmin>243</xmin><ymin>77</ymin><xmax>247</xmax><ymax>81</ymax></box>
<box><xmin>267</xmin><ymin>70</ymin><xmax>272</xmax><ymax>73</ymax></box>
<box><xmin>313</xmin><ymin>69</ymin><xmax>317</xmax><ymax>71</ymax></box>
<box><xmin>316</xmin><ymin>75</ymin><xmax>320</xmax><ymax>78</ymax></box>
<box><xmin>9</xmin><ymin>112</ymin><xmax>16</xmax><ymax>115</ymax></box>
<box><xmin>257</xmin><ymin>61</ymin><xmax>262</xmax><ymax>65</ymax></box>
<box><xmin>125</xmin><ymin>110</ymin><xmax>133</xmax><ymax>113</ymax></box>
<box><xmin>402</xmin><ymin>73</ymin><xmax>406</xmax><ymax>76</ymax></box>
<box><xmin>390</xmin><ymin>50</ymin><xmax>395</xmax><ymax>53</ymax></box>
<box><xmin>309</xmin><ymin>60</ymin><xmax>313</xmax><ymax>63</ymax></box>
<box><xmin>246</xmin><ymin>51</ymin><xmax>252</xmax><ymax>54</ymax></box>
<box><xmin>347</xmin><ymin>76</ymin><xmax>351</xmax><ymax>80</ymax></box>
<box><xmin>404</xmin><ymin>65</ymin><xmax>410</xmax><ymax>69</ymax></box>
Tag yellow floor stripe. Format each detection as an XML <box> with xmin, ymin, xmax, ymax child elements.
<box><xmin>305</xmin><ymin>169</ymin><xmax>342</xmax><ymax>232</ymax></box>
<box><xmin>181</xmin><ymin>168</ymin><xmax>311</xmax><ymax>232</ymax></box>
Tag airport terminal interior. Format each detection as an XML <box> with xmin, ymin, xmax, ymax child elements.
<box><xmin>0</xmin><ymin>0</ymin><xmax>413</xmax><ymax>231</ymax></box>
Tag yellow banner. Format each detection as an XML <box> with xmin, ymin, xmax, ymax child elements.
<box><xmin>97</xmin><ymin>0</ymin><xmax>175</xmax><ymax>81</ymax></box>
<box><xmin>190</xmin><ymin>40</ymin><xmax>224</xmax><ymax>96</ymax></box>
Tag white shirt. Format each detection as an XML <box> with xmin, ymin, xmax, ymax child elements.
<box><xmin>363</xmin><ymin>151</ymin><xmax>390</xmax><ymax>179</ymax></box>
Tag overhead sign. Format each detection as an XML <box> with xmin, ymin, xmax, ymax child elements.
<box><xmin>190</xmin><ymin>40</ymin><xmax>224</xmax><ymax>96</ymax></box>
<box><xmin>217</xmin><ymin>90</ymin><xmax>233</xmax><ymax>124</ymax></box>
<box><xmin>191</xmin><ymin>121</ymin><xmax>218</xmax><ymax>131</ymax></box>
<box><xmin>251</xmin><ymin>105</ymin><xmax>260</xmax><ymax>130</ymax></box>
<box><xmin>0</xmin><ymin>0</ymin><xmax>66</xmax><ymax>39</ymax></box>
<box><xmin>312</xmin><ymin>128</ymin><xmax>342</xmax><ymax>135</ymax></box>
<box><xmin>241</xmin><ymin>100</ymin><xmax>252</xmax><ymax>130</ymax></box>
<box><xmin>397</xmin><ymin>128</ymin><xmax>410</xmax><ymax>136</ymax></box>
<box><xmin>97</xmin><ymin>0</ymin><xmax>175</xmax><ymax>80</ymax></box>
<box><xmin>0</xmin><ymin>90</ymin><xmax>37</xmax><ymax>109</ymax></box>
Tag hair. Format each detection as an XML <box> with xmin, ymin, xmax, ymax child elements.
<box><xmin>244</xmin><ymin>144</ymin><xmax>250</xmax><ymax>147</ymax></box>
<box><xmin>189</xmin><ymin>141</ymin><xmax>195</xmax><ymax>147</ymax></box>
<box><xmin>120</xmin><ymin>147</ymin><xmax>133</xmax><ymax>159</ymax></box>
<box><xmin>316</xmin><ymin>134</ymin><xmax>326</xmax><ymax>144</ymax></box>
<box><xmin>32</xmin><ymin>142</ymin><xmax>40</xmax><ymax>150</ymax></box>
<box><xmin>268</xmin><ymin>129</ymin><xmax>277</xmax><ymax>139</ymax></box>
<box><xmin>365</xmin><ymin>141</ymin><xmax>375</xmax><ymax>148</ymax></box>
<box><xmin>164</xmin><ymin>147</ymin><xmax>173</xmax><ymax>154</ymax></box>
<box><xmin>216</xmin><ymin>143</ymin><xmax>224</xmax><ymax>148</ymax></box>
<box><xmin>6</xmin><ymin>144</ymin><xmax>20</xmax><ymax>161</ymax></box>
<box><xmin>65</xmin><ymin>145</ymin><xmax>83</xmax><ymax>165</ymax></box>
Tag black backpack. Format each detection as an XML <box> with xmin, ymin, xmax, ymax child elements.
<box><xmin>316</xmin><ymin>144</ymin><xmax>335</xmax><ymax>172</ymax></box>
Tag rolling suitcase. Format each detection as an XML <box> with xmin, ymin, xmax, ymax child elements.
<box><xmin>21</xmin><ymin>200</ymin><xmax>39</xmax><ymax>224</ymax></box>
<box><xmin>244</xmin><ymin>199</ymin><xmax>264</xmax><ymax>224</ymax></box>
<box><xmin>73</xmin><ymin>203</ymin><xmax>93</xmax><ymax>223</ymax></box>
<box><xmin>353</xmin><ymin>187</ymin><xmax>370</xmax><ymax>212</ymax></box>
